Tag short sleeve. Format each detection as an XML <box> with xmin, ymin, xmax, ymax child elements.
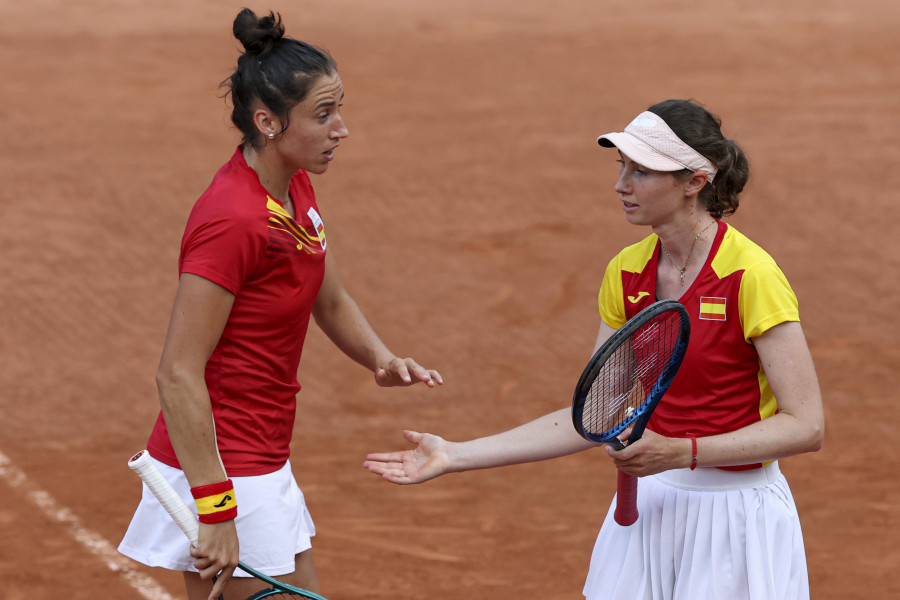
<box><xmin>598</xmin><ymin>254</ymin><xmax>627</xmax><ymax>329</ymax></box>
<box><xmin>738</xmin><ymin>260</ymin><xmax>799</xmax><ymax>341</ymax></box>
<box><xmin>180</xmin><ymin>213</ymin><xmax>265</xmax><ymax>294</ymax></box>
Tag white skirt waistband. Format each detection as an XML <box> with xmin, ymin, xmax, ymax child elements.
<box><xmin>653</xmin><ymin>461</ymin><xmax>782</xmax><ymax>491</ymax></box>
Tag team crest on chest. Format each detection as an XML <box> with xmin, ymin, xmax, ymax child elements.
<box><xmin>306</xmin><ymin>207</ymin><xmax>326</xmax><ymax>251</ymax></box>
<box><xmin>699</xmin><ymin>297</ymin><xmax>727</xmax><ymax>321</ymax></box>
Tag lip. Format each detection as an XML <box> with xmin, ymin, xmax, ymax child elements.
<box><xmin>621</xmin><ymin>198</ymin><xmax>638</xmax><ymax>212</ymax></box>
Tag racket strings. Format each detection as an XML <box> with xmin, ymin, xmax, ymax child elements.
<box><xmin>581</xmin><ymin>312</ymin><xmax>682</xmax><ymax>437</ymax></box>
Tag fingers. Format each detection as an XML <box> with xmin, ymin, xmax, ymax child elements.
<box><xmin>207</xmin><ymin>566</ymin><xmax>236</xmax><ymax>600</ymax></box>
<box><xmin>363</xmin><ymin>431</ymin><xmax>427</xmax><ymax>483</ymax></box>
<box><xmin>363</xmin><ymin>431</ymin><xmax>422</xmax><ymax>468</ymax></box>
<box><xmin>402</xmin><ymin>429</ymin><xmax>423</xmax><ymax>444</ymax></box>
<box><xmin>375</xmin><ymin>358</ymin><xmax>443</xmax><ymax>387</ymax></box>
<box><xmin>194</xmin><ymin>556</ymin><xmax>233</xmax><ymax>580</ymax></box>
<box><xmin>361</xmin><ymin>458</ymin><xmax>411</xmax><ymax>483</ymax></box>
<box><xmin>191</xmin><ymin>521</ymin><xmax>240</xmax><ymax>596</ymax></box>
<box><xmin>362</xmin><ymin>457</ymin><xmax>402</xmax><ymax>471</ymax></box>
<box><xmin>421</xmin><ymin>368</ymin><xmax>444</xmax><ymax>387</ymax></box>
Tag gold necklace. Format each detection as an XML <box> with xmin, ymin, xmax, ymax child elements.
<box><xmin>661</xmin><ymin>220</ymin><xmax>716</xmax><ymax>286</ymax></box>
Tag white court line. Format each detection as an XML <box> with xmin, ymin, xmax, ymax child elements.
<box><xmin>0</xmin><ymin>449</ymin><xmax>177</xmax><ymax>600</ymax></box>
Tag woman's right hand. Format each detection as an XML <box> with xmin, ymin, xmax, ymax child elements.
<box><xmin>363</xmin><ymin>430</ymin><xmax>451</xmax><ymax>484</ymax></box>
<box><xmin>191</xmin><ymin>520</ymin><xmax>240</xmax><ymax>600</ymax></box>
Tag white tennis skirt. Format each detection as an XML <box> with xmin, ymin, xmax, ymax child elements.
<box><xmin>583</xmin><ymin>462</ymin><xmax>809</xmax><ymax>600</ymax></box>
<box><xmin>118</xmin><ymin>457</ymin><xmax>315</xmax><ymax>577</ymax></box>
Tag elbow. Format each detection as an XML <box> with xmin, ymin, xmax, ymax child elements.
<box><xmin>811</xmin><ymin>426</ymin><xmax>825</xmax><ymax>453</ymax></box>
<box><xmin>154</xmin><ymin>362</ymin><xmax>195</xmax><ymax>408</ymax></box>
<box><xmin>155</xmin><ymin>364</ymin><xmax>176</xmax><ymax>394</ymax></box>
<box><xmin>154</xmin><ymin>367</ymin><xmax>175</xmax><ymax>410</ymax></box>
<box><xmin>803</xmin><ymin>419</ymin><xmax>825</xmax><ymax>454</ymax></box>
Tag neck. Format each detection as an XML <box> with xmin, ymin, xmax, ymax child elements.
<box><xmin>656</xmin><ymin>215</ymin><xmax>717</xmax><ymax>260</ymax></box>
<box><xmin>657</xmin><ymin>216</ymin><xmax>717</xmax><ymax>288</ymax></box>
<box><xmin>243</xmin><ymin>145</ymin><xmax>291</xmax><ymax>202</ymax></box>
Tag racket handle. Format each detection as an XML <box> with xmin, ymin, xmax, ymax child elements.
<box><xmin>128</xmin><ymin>450</ymin><xmax>201</xmax><ymax>545</ymax></box>
<box><xmin>613</xmin><ymin>469</ymin><xmax>639</xmax><ymax>526</ymax></box>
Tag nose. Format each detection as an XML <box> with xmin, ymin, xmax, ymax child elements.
<box><xmin>614</xmin><ymin>171</ymin><xmax>630</xmax><ymax>194</ymax></box>
<box><xmin>331</xmin><ymin>115</ymin><xmax>349</xmax><ymax>139</ymax></box>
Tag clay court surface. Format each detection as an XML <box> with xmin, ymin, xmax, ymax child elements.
<box><xmin>1</xmin><ymin>0</ymin><xmax>898</xmax><ymax>598</ymax></box>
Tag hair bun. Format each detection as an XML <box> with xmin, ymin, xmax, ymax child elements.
<box><xmin>233</xmin><ymin>8</ymin><xmax>285</xmax><ymax>56</ymax></box>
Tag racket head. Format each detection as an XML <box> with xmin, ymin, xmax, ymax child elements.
<box><xmin>572</xmin><ymin>299</ymin><xmax>690</xmax><ymax>445</ymax></box>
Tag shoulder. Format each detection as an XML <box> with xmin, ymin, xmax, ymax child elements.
<box><xmin>182</xmin><ymin>153</ymin><xmax>272</xmax><ymax>254</ymax></box>
<box><xmin>713</xmin><ymin>226</ymin><xmax>799</xmax><ymax>337</ymax></box>
<box><xmin>609</xmin><ymin>233</ymin><xmax>659</xmax><ymax>273</ymax></box>
<box><xmin>600</xmin><ymin>233</ymin><xmax>658</xmax><ymax>328</ymax></box>
<box><xmin>189</xmin><ymin>153</ymin><xmax>270</xmax><ymax>228</ymax></box>
<box><xmin>712</xmin><ymin>224</ymin><xmax>779</xmax><ymax>278</ymax></box>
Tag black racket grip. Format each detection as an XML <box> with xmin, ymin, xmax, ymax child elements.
<box><xmin>607</xmin><ymin>438</ymin><xmax>626</xmax><ymax>451</ymax></box>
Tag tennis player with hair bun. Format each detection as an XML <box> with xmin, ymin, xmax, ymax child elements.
<box><xmin>365</xmin><ymin>99</ymin><xmax>824</xmax><ymax>599</ymax></box>
<box><xmin>118</xmin><ymin>9</ymin><xmax>442</xmax><ymax>600</ymax></box>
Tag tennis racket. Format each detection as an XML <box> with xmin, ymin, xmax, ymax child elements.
<box><xmin>571</xmin><ymin>299</ymin><xmax>690</xmax><ymax>526</ymax></box>
<box><xmin>127</xmin><ymin>450</ymin><xmax>329</xmax><ymax>600</ymax></box>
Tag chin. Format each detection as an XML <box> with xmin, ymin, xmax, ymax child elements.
<box><xmin>305</xmin><ymin>164</ymin><xmax>330</xmax><ymax>175</ymax></box>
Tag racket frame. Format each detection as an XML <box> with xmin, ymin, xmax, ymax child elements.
<box><xmin>571</xmin><ymin>299</ymin><xmax>690</xmax><ymax>448</ymax></box>
<box><xmin>571</xmin><ymin>300</ymin><xmax>691</xmax><ymax>525</ymax></box>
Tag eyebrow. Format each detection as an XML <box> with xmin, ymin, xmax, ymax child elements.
<box><xmin>315</xmin><ymin>92</ymin><xmax>344</xmax><ymax>111</ymax></box>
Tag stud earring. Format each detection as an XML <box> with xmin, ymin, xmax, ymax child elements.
<box><xmin>267</xmin><ymin>133</ymin><xmax>276</xmax><ymax>139</ymax></box>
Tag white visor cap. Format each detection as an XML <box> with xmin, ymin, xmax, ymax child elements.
<box><xmin>597</xmin><ymin>111</ymin><xmax>718</xmax><ymax>182</ymax></box>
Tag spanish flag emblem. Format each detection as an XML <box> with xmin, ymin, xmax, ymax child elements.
<box><xmin>699</xmin><ymin>297</ymin><xmax>727</xmax><ymax>321</ymax></box>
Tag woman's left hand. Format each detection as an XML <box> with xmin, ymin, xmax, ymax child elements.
<box><xmin>374</xmin><ymin>357</ymin><xmax>443</xmax><ymax>388</ymax></box>
<box><xmin>605</xmin><ymin>429</ymin><xmax>690</xmax><ymax>477</ymax></box>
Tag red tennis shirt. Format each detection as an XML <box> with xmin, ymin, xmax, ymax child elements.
<box><xmin>148</xmin><ymin>147</ymin><xmax>327</xmax><ymax>476</ymax></box>
<box><xmin>598</xmin><ymin>221</ymin><xmax>799</xmax><ymax>470</ymax></box>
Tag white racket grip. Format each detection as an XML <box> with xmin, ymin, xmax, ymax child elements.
<box><xmin>128</xmin><ymin>450</ymin><xmax>200</xmax><ymax>546</ymax></box>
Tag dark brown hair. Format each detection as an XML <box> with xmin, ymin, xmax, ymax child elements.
<box><xmin>222</xmin><ymin>8</ymin><xmax>338</xmax><ymax>148</ymax></box>
<box><xmin>648</xmin><ymin>99</ymin><xmax>750</xmax><ymax>218</ymax></box>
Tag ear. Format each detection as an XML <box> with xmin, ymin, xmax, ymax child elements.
<box><xmin>683</xmin><ymin>171</ymin><xmax>709</xmax><ymax>198</ymax></box>
<box><xmin>252</xmin><ymin>108</ymin><xmax>281</xmax><ymax>139</ymax></box>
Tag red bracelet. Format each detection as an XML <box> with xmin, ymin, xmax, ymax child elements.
<box><xmin>191</xmin><ymin>480</ymin><xmax>238</xmax><ymax>524</ymax></box>
<box><xmin>689</xmin><ymin>435</ymin><xmax>698</xmax><ymax>470</ymax></box>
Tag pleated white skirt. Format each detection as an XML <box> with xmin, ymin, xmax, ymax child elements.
<box><xmin>583</xmin><ymin>462</ymin><xmax>809</xmax><ymax>600</ymax></box>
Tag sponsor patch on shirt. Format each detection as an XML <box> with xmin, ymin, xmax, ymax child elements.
<box><xmin>699</xmin><ymin>296</ymin><xmax>727</xmax><ymax>321</ymax></box>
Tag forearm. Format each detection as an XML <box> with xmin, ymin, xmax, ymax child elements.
<box><xmin>694</xmin><ymin>410</ymin><xmax>824</xmax><ymax>468</ymax></box>
<box><xmin>156</xmin><ymin>368</ymin><xmax>228</xmax><ymax>486</ymax></box>
<box><xmin>314</xmin><ymin>290</ymin><xmax>393</xmax><ymax>372</ymax></box>
<box><xmin>155</xmin><ymin>272</ymin><xmax>235</xmax><ymax>486</ymax></box>
<box><xmin>447</xmin><ymin>408</ymin><xmax>596</xmax><ymax>472</ymax></box>
<box><xmin>692</xmin><ymin>321</ymin><xmax>825</xmax><ymax>468</ymax></box>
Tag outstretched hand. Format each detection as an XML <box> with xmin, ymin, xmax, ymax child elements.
<box><xmin>375</xmin><ymin>357</ymin><xmax>443</xmax><ymax>388</ymax></box>
<box><xmin>363</xmin><ymin>430</ymin><xmax>451</xmax><ymax>484</ymax></box>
